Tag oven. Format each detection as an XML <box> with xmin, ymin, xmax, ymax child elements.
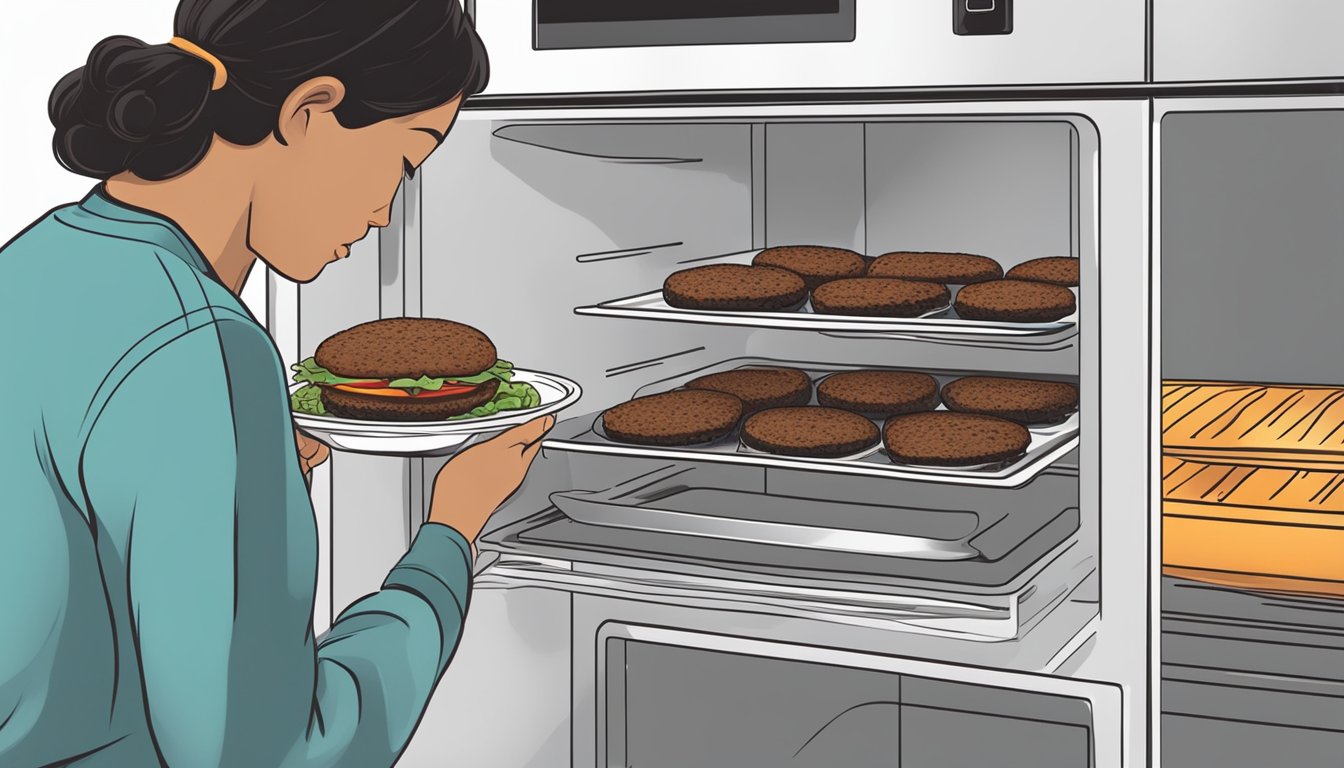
<box><xmin>1156</xmin><ymin>95</ymin><xmax>1344</xmax><ymax>767</ymax></box>
<box><xmin>268</xmin><ymin>95</ymin><xmax>1151</xmax><ymax>766</ymax></box>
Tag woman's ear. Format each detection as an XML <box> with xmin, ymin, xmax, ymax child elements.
<box><xmin>276</xmin><ymin>77</ymin><xmax>347</xmax><ymax>147</ymax></box>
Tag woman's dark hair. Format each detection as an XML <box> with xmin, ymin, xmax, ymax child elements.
<box><xmin>49</xmin><ymin>0</ymin><xmax>489</xmax><ymax>181</ymax></box>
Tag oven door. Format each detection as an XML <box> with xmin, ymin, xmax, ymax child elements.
<box><xmin>588</xmin><ymin>623</ymin><xmax>1121</xmax><ymax>768</ymax></box>
<box><xmin>469</xmin><ymin>0</ymin><xmax>1144</xmax><ymax>95</ymax></box>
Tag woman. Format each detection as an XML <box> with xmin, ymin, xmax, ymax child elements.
<box><xmin>0</xmin><ymin>1</ymin><xmax>549</xmax><ymax>766</ymax></box>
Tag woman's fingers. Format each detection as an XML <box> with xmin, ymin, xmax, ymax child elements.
<box><xmin>309</xmin><ymin>442</ymin><xmax>330</xmax><ymax>466</ymax></box>
<box><xmin>295</xmin><ymin>429</ymin><xmax>331</xmax><ymax>473</ymax></box>
<box><xmin>520</xmin><ymin>437</ymin><xmax>544</xmax><ymax>464</ymax></box>
<box><xmin>493</xmin><ymin>415</ymin><xmax>556</xmax><ymax>450</ymax></box>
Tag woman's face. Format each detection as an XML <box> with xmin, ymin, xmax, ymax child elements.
<box><xmin>249</xmin><ymin>86</ymin><xmax>462</xmax><ymax>283</ymax></box>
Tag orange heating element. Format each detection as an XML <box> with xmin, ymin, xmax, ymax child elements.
<box><xmin>1162</xmin><ymin>381</ymin><xmax>1344</xmax><ymax>597</ymax></box>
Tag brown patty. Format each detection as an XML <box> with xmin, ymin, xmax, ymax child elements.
<box><xmin>816</xmin><ymin>371</ymin><xmax>941</xmax><ymax>417</ymax></box>
<box><xmin>883</xmin><ymin>412</ymin><xmax>1032</xmax><ymax>467</ymax></box>
<box><xmin>867</xmin><ymin>252</ymin><xmax>1004</xmax><ymax>284</ymax></box>
<box><xmin>811</xmin><ymin>278</ymin><xmax>950</xmax><ymax>317</ymax></box>
<box><xmin>315</xmin><ymin>317</ymin><xmax>498</xmax><ymax>380</ymax></box>
<box><xmin>602</xmin><ymin>390</ymin><xmax>744</xmax><ymax>446</ymax></box>
<box><xmin>753</xmin><ymin>246</ymin><xmax>867</xmax><ymax>291</ymax></box>
<box><xmin>941</xmin><ymin>376</ymin><xmax>1079</xmax><ymax>424</ymax></box>
<box><xmin>685</xmin><ymin>368</ymin><xmax>813</xmax><ymax>413</ymax></box>
<box><xmin>742</xmin><ymin>407</ymin><xmax>880</xmax><ymax>458</ymax></box>
<box><xmin>321</xmin><ymin>379</ymin><xmax>501</xmax><ymax>422</ymax></box>
<box><xmin>663</xmin><ymin>264</ymin><xmax>808</xmax><ymax>312</ymax></box>
<box><xmin>1005</xmin><ymin>257</ymin><xmax>1080</xmax><ymax>287</ymax></box>
<box><xmin>954</xmin><ymin>279</ymin><xmax>1076</xmax><ymax>323</ymax></box>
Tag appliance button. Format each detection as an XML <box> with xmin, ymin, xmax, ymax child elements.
<box><xmin>954</xmin><ymin>0</ymin><xmax>1011</xmax><ymax>35</ymax></box>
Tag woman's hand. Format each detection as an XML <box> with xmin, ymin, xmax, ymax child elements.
<box><xmin>427</xmin><ymin>415</ymin><xmax>555</xmax><ymax>543</ymax></box>
<box><xmin>296</xmin><ymin>429</ymin><xmax>331</xmax><ymax>476</ymax></box>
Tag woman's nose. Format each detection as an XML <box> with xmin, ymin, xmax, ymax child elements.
<box><xmin>369</xmin><ymin>208</ymin><xmax>392</xmax><ymax>228</ymax></box>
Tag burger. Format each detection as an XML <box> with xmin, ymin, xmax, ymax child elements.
<box><xmin>289</xmin><ymin>318</ymin><xmax>540</xmax><ymax>422</ymax></box>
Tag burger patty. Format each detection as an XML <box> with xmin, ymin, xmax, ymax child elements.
<box><xmin>321</xmin><ymin>379</ymin><xmax>501</xmax><ymax>422</ymax></box>
<box><xmin>685</xmin><ymin>367</ymin><xmax>813</xmax><ymax>413</ymax></box>
<box><xmin>941</xmin><ymin>376</ymin><xmax>1079</xmax><ymax>424</ymax></box>
<box><xmin>315</xmin><ymin>317</ymin><xmax>497</xmax><ymax>380</ymax></box>
<box><xmin>1005</xmin><ymin>257</ymin><xmax>1081</xmax><ymax>287</ymax></box>
<box><xmin>602</xmin><ymin>390</ymin><xmax>744</xmax><ymax>446</ymax></box>
<box><xmin>811</xmin><ymin>278</ymin><xmax>950</xmax><ymax>317</ymax></box>
<box><xmin>867</xmin><ymin>252</ymin><xmax>1003</xmax><ymax>284</ymax></box>
<box><xmin>742</xmin><ymin>406</ymin><xmax>880</xmax><ymax>458</ymax></box>
<box><xmin>954</xmin><ymin>279</ymin><xmax>1076</xmax><ymax>323</ymax></box>
<box><xmin>752</xmin><ymin>246</ymin><xmax>867</xmax><ymax>291</ymax></box>
<box><xmin>663</xmin><ymin>264</ymin><xmax>808</xmax><ymax>312</ymax></box>
<box><xmin>816</xmin><ymin>371</ymin><xmax>941</xmax><ymax>416</ymax></box>
<box><xmin>883</xmin><ymin>412</ymin><xmax>1031</xmax><ymax>467</ymax></box>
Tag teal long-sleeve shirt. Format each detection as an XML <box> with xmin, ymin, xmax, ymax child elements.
<box><xmin>0</xmin><ymin>187</ymin><xmax>472</xmax><ymax>767</ymax></box>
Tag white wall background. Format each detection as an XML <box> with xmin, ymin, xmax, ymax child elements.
<box><xmin>0</xmin><ymin>0</ymin><xmax>267</xmax><ymax>317</ymax></box>
<box><xmin>0</xmin><ymin>1</ymin><xmax>179</xmax><ymax>239</ymax></box>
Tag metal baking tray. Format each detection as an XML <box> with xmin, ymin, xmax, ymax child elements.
<box><xmin>543</xmin><ymin>358</ymin><xmax>1080</xmax><ymax>488</ymax></box>
<box><xmin>573</xmin><ymin>249</ymin><xmax>1079</xmax><ymax>346</ymax></box>
<box><xmin>550</xmin><ymin>465</ymin><xmax>1046</xmax><ymax>560</ymax></box>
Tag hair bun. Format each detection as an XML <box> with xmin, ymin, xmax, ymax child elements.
<box><xmin>49</xmin><ymin>35</ymin><xmax>217</xmax><ymax>180</ymax></box>
<box><xmin>108</xmin><ymin>90</ymin><xmax>159</xmax><ymax>142</ymax></box>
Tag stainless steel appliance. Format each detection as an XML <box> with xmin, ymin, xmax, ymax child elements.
<box><xmin>1157</xmin><ymin>97</ymin><xmax>1344</xmax><ymax>768</ymax></box>
<box><xmin>239</xmin><ymin>3</ymin><xmax>1344</xmax><ymax>767</ymax></box>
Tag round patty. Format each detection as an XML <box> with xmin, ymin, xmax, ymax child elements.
<box><xmin>742</xmin><ymin>406</ymin><xmax>880</xmax><ymax>458</ymax></box>
<box><xmin>883</xmin><ymin>412</ymin><xmax>1031</xmax><ymax>467</ymax></box>
<box><xmin>753</xmin><ymin>246</ymin><xmax>867</xmax><ymax>291</ymax></box>
<box><xmin>321</xmin><ymin>379</ymin><xmax>501</xmax><ymax>422</ymax></box>
<box><xmin>664</xmin><ymin>264</ymin><xmax>807</xmax><ymax>312</ymax></box>
<box><xmin>954</xmin><ymin>279</ymin><xmax>1076</xmax><ymax>323</ymax></box>
<box><xmin>867</xmin><ymin>252</ymin><xmax>1003</xmax><ymax>284</ymax></box>
<box><xmin>315</xmin><ymin>318</ymin><xmax>498</xmax><ymax>380</ymax></box>
<box><xmin>1005</xmin><ymin>257</ymin><xmax>1080</xmax><ymax>287</ymax></box>
<box><xmin>602</xmin><ymin>390</ymin><xmax>744</xmax><ymax>446</ymax></box>
<box><xmin>811</xmin><ymin>278</ymin><xmax>950</xmax><ymax>317</ymax></box>
<box><xmin>816</xmin><ymin>371</ymin><xmax>940</xmax><ymax>417</ymax></box>
<box><xmin>941</xmin><ymin>376</ymin><xmax>1079</xmax><ymax>424</ymax></box>
<box><xmin>685</xmin><ymin>367</ymin><xmax>813</xmax><ymax>413</ymax></box>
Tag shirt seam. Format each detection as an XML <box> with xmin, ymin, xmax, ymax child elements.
<box><xmin>76</xmin><ymin>197</ymin><xmax>203</xmax><ymax>265</ymax></box>
<box><xmin>52</xmin><ymin>211</ymin><xmax>199</xmax><ymax>272</ymax></box>
<box><xmin>77</xmin><ymin>313</ymin><xmax>274</xmax><ymax>461</ymax></box>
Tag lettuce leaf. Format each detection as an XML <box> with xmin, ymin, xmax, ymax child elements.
<box><xmin>447</xmin><ymin>380</ymin><xmax>543</xmax><ymax>420</ymax></box>
<box><xmin>290</xmin><ymin>384</ymin><xmax>327</xmax><ymax>416</ymax></box>
<box><xmin>292</xmin><ymin>357</ymin><xmax>515</xmax><ymax>391</ymax></box>
<box><xmin>291</xmin><ymin>358</ymin><xmax>363</xmax><ymax>386</ymax></box>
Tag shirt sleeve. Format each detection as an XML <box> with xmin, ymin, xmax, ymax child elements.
<box><xmin>80</xmin><ymin>316</ymin><xmax>471</xmax><ymax>768</ymax></box>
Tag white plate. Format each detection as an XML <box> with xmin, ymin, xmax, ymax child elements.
<box><xmin>291</xmin><ymin>369</ymin><xmax>582</xmax><ymax>456</ymax></box>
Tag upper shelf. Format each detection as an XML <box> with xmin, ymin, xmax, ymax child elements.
<box><xmin>574</xmin><ymin>250</ymin><xmax>1079</xmax><ymax>350</ymax></box>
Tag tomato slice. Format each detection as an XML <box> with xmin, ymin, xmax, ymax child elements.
<box><xmin>331</xmin><ymin>383</ymin><xmax>477</xmax><ymax>398</ymax></box>
<box><xmin>339</xmin><ymin>380</ymin><xmax>392</xmax><ymax>389</ymax></box>
<box><xmin>412</xmin><ymin>384</ymin><xmax>476</xmax><ymax>398</ymax></box>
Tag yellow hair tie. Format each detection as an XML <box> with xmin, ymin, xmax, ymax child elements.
<box><xmin>168</xmin><ymin>36</ymin><xmax>227</xmax><ymax>91</ymax></box>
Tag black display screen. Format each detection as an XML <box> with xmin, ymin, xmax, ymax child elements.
<box><xmin>534</xmin><ymin>0</ymin><xmax>854</xmax><ymax>50</ymax></box>
<box><xmin>537</xmin><ymin>1</ymin><xmax>841</xmax><ymax>25</ymax></box>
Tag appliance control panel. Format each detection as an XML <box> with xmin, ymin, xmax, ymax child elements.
<box><xmin>954</xmin><ymin>0</ymin><xmax>1013</xmax><ymax>35</ymax></box>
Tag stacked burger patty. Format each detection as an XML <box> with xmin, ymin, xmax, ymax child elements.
<box><xmin>662</xmin><ymin>247</ymin><xmax>1080</xmax><ymax>323</ymax></box>
<box><xmin>600</xmin><ymin>367</ymin><xmax>1078</xmax><ymax>467</ymax></box>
